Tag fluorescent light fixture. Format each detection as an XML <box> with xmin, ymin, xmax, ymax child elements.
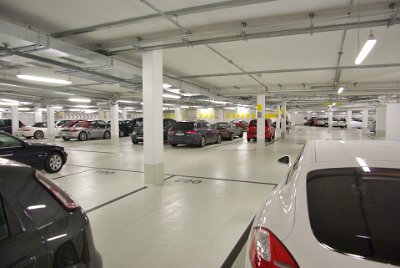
<box><xmin>117</xmin><ymin>100</ymin><xmax>136</xmax><ymax>103</ymax></box>
<box><xmin>0</xmin><ymin>101</ymin><xmax>18</xmax><ymax>106</ymax></box>
<box><xmin>54</xmin><ymin>92</ymin><xmax>75</xmax><ymax>96</ymax></box>
<box><xmin>74</xmin><ymin>105</ymin><xmax>93</xmax><ymax>108</ymax></box>
<box><xmin>1</xmin><ymin>98</ymin><xmax>18</xmax><ymax>103</ymax></box>
<box><xmin>167</xmin><ymin>88</ymin><xmax>181</xmax><ymax>94</ymax></box>
<box><xmin>20</xmin><ymin>102</ymin><xmax>32</xmax><ymax>105</ymax></box>
<box><xmin>224</xmin><ymin>107</ymin><xmax>237</xmax><ymax>110</ymax></box>
<box><xmin>332</xmin><ymin>102</ymin><xmax>336</xmax><ymax>106</ymax></box>
<box><xmin>180</xmin><ymin>105</ymin><xmax>189</xmax><ymax>108</ymax></box>
<box><xmin>181</xmin><ymin>93</ymin><xmax>201</xmax><ymax>97</ymax></box>
<box><xmin>18</xmin><ymin>107</ymin><xmax>31</xmax><ymax>111</ymax></box>
<box><xmin>52</xmin><ymin>106</ymin><xmax>63</xmax><ymax>109</ymax></box>
<box><xmin>68</xmin><ymin>108</ymin><xmax>81</xmax><ymax>111</ymax></box>
<box><xmin>162</xmin><ymin>83</ymin><xmax>172</xmax><ymax>89</ymax></box>
<box><xmin>17</xmin><ymin>74</ymin><xmax>72</xmax><ymax>85</ymax></box>
<box><xmin>337</xmin><ymin>87</ymin><xmax>344</xmax><ymax>94</ymax></box>
<box><xmin>163</xmin><ymin>94</ymin><xmax>181</xmax><ymax>99</ymax></box>
<box><xmin>321</xmin><ymin>111</ymin><xmax>324</xmax><ymax>113</ymax></box>
<box><xmin>355</xmin><ymin>33</ymin><xmax>376</xmax><ymax>65</ymax></box>
<box><xmin>210</xmin><ymin>100</ymin><xmax>229</xmax><ymax>105</ymax></box>
<box><xmin>163</xmin><ymin>103</ymin><xmax>175</xmax><ymax>106</ymax></box>
<box><xmin>68</xmin><ymin>98</ymin><xmax>91</xmax><ymax>103</ymax></box>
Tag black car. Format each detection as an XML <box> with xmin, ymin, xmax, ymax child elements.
<box><xmin>0</xmin><ymin>159</ymin><xmax>102</xmax><ymax>267</ymax></box>
<box><xmin>168</xmin><ymin>120</ymin><xmax>222</xmax><ymax>147</ymax></box>
<box><xmin>0</xmin><ymin>119</ymin><xmax>25</xmax><ymax>134</ymax></box>
<box><xmin>132</xmin><ymin>118</ymin><xmax>176</xmax><ymax>144</ymax></box>
<box><xmin>0</xmin><ymin>131</ymin><xmax>67</xmax><ymax>173</ymax></box>
<box><xmin>108</xmin><ymin>120</ymin><xmax>135</xmax><ymax>137</ymax></box>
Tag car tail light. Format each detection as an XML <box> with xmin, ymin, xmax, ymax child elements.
<box><xmin>35</xmin><ymin>170</ymin><xmax>80</xmax><ymax>210</ymax></box>
<box><xmin>186</xmin><ymin>130</ymin><xmax>197</xmax><ymax>135</ymax></box>
<box><xmin>70</xmin><ymin>128</ymin><xmax>79</xmax><ymax>132</ymax></box>
<box><xmin>249</xmin><ymin>226</ymin><xmax>299</xmax><ymax>268</ymax></box>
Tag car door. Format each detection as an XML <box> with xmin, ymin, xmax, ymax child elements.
<box><xmin>0</xmin><ymin>182</ymin><xmax>48</xmax><ymax>267</ymax></box>
<box><xmin>87</xmin><ymin>121</ymin><xmax>99</xmax><ymax>138</ymax></box>
<box><xmin>0</xmin><ymin>133</ymin><xmax>42</xmax><ymax>168</ymax></box>
<box><xmin>204</xmin><ymin>122</ymin><xmax>217</xmax><ymax>143</ymax></box>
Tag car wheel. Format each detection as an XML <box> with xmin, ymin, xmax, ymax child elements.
<box><xmin>324</xmin><ymin>123</ymin><xmax>328</xmax><ymax>127</ymax></box>
<box><xmin>45</xmin><ymin>152</ymin><xmax>64</xmax><ymax>173</ymax></box>
<box><xmin>78</xmin><ymin>131</ymin><xmax>88</xmax><ymax>141</ymax></box>
<box><xmin>217</xmin><ymin>135</ymin><xmax>222</xmax><ymax>144</ymax></box>
<box><xmin>34</xmin><ymin>130</ymin><xmax>44</xmax><ymax>139</ymax></box>
<box><xmin>239</xmin><ymin>132</ymin><xmax>243</xmax><ymax>138</ymax></box>
<box><xmin>229</xmin><ymin>133</ymin><xmax>234</xmax><ymax>140</ymax></box>
<box><xmin>119</xmin><ymin>130</ymin><xmax>125</xmax><ymax>137</ymax></box>
<box><xmin>247</xmin><ymin>138</ymin><xmax>251</xmax><ymax>142</ymax></box>
<box><xmin>62</xmin><ymin>137</ymin><xmax>70</xmax><ymax>141</ymax></box>
<box><xmin>103</xmin><ymin>131</ymin><xmax>111</xmax><ymax>139</ymax></box>
<box><xmin>267</xmin><ymin>136</ymin><xmax>272</xmax><ymax>142</ymax></box>
<box><xmin>170</xmin><ymin>143</ymin><xmax>177</xmax><ymax>147</ymax></box>
<box><xmin>199</xmin><ymin>136</ymin><xmax>206</xmax><ymax>147</ymax></box>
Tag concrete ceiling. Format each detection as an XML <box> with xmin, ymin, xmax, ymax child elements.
<box><xmin>0</xmin><ymin>0</ymin><xmax>399</xmax><ymax>111</ymax></box>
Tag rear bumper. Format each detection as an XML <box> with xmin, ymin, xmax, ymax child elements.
<box><xmin>168</xmin><ymin>135</ymin><xmax>200</xmax><ymax>145</ymax></box>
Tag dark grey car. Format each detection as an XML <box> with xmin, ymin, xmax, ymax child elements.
<box><xmin>168</xmin><ymin>120</ymin><xmax>222</xmax><ymax>147</ymax></box>
<box><xmin>213</xmin><ymin>122</ymin><xmax>243</xmax><ymax>140</ymax></box>
<box><xmin>0</xmin><ymin>158</ymin><xmax>102</xmax><ymax>267</ymax></box>
<box><xmin>132</xmin><ymin>118</ymin><xmax>176</xmax><ymax>144</ymax></box>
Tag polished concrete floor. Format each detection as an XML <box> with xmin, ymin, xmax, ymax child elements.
<box><xmin>39</xmin><ymin>126</ymin><xmax>373</xmax><ymax>267</ymax></box>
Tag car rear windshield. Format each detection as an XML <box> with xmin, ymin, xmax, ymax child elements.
<box><xmin>171</xmin><ymin>122</ymin><xmax>194</xmax><ymax>131</ymax></box>
<box><xmin>307</xmin><ymin>168</ymin><xmax>400</xmax><ymax>266</ymax></box>
<box><xmin>215</xmin><ymin>123</ymin><xmax>229</xmax><ymax>128</ymax></box>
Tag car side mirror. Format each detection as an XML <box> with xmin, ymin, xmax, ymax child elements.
<box><xmin>278</xmin><ymin>155</ymin><xmax>291</xmax><ymax>166</ymax></box>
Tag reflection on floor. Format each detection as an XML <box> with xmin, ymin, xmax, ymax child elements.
<box><xmin>38</xmin><ymin>126</ymin><xmax>374</xmax><ymax>267</ymax></box>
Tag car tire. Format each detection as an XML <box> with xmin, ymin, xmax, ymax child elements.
<box><xmin>217</xmin><ymin>135</ymin><xmax>222</xmax><ymax>144</ymax></box>
<box><xmin>170</xmin><ymin>143</ymin><xmax>177</xmax><ymax>147</ymax></box>
<box><xmin>54</xmin><ymin>242</ymin><xmax>79</xmax><ymax>267</ymax></box>
<box><xmin>78</xmin><ymin>131</ymin><xmax>88</xmax><ymax>141</ymax></box>
<box><xmin>103</xmin><ymin>131</ymin><xmax>111</xmax><ymax>139</ymax></box>
<box><xmin>62</xmin><ymin>137</ymin><xmax>70</xmax><ymax>141</ymax></box>
<box><xmin>247</xmin><ymin>138</ymin><xmax>251</xmax><ymax>142</ymax></box>
<box><xmin>239</xmin><ymin>132</ymin><xmax>243</xmax><ymax>138</ymax></box>
<box><xmin>199</xmin><ymin>136</ymin><xmax>206</xmax><ymax>147</ymax></box>
<box><xmin>119</xmin><ymin>130</ymin><xmax>125</xmax><ymax>137</ymax></box>
<box><xmin>34</xmin><ymin>130</ymin><xmax>44</xmax><ymax>139</ymax></box>
<box><xmin>229</xmin><ymin>133</ymin><xmax>234</xmax><ymax>140</ymax></box>
<box><xmin>44</xmin><ymin>151</ymin><xmax>64</xmax><ymax>173</ymax></box>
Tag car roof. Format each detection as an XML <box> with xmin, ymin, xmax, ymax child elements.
<box><xmin>310</xmin><ymin>140</ymin><xmax>400</xmax><ymax>164</ymax></box>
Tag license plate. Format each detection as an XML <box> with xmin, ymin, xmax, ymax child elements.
<box><xmin>176</xmin><ymin>133</ymin><xmax>184</xmax><ymax>136</ymax></box>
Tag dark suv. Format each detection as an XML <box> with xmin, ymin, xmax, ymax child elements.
<box><xmin>0</xmin><ymin>119</ymin><xmax>25</xmax><ymax>134</ymax></box>
<box><xmin>168</xmin><ymin>120</ymin><xmax>221</xmax><ymax>147</ymax></box>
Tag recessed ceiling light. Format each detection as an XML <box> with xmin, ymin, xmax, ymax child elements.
<box><xmin>163</xmin><ymin>94</ymin><xmax>181</xmax><ymax>99</ymax></box>
<box><xmin>17</xmin><ymin>74</ymin><xmax>72</xmax><ymax>85</ymax></box>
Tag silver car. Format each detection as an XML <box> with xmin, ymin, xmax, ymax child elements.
<box><xmin>61</xmin><ymin>120</ymin><xmax>111</xmax><ymax>141</ymax></box>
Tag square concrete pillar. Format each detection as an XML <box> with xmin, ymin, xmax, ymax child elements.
<box><xmin>386</xmin><ymin>103</ymin><xmax>400</xmax><ymax>141</ymax></box>
<box><xmin>256</xmin><ymin>95</ymin><xmax>266</xmax><ymax>150</ymax></box>
<box><xmin>376</xmin><ymin>105</ymin><xmax>386</xmax><ymax>137</ymax></box>
<box><xmin>46</xmin><ymin>106</ymin><xmax>55</xmax><ymax>142</ymax></box>
<box><xmin>110</xmin><ymin>103</ymin><xmax>119</xmax><ymax>144</ymax></box>
<box><xmin>11</xmin><ymin>105</ymin><xmax>19</xmax><ymax>135</ymax></box>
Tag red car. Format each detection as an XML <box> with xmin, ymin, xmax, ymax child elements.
<box><xmin>247</xmin><ymin>119</ymin><xmax>275</xmax><ymax>142</ymax></box>
<box><xmin>231</xmin><ymin>120</ymin><xmax>249</xmax><ymax>131</ymax></box>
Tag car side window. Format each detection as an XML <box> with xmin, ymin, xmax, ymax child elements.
<box><xmin>0</xmin><ymin>133</ymin><xmax>23</xmax><ymax>148</ymax></box>
<box><xmin>0</xmin><ymin>194</ymin><xmax>10</xmax><ymax>241</ymax></box>
<box><xmin>89</xmin><ymin>122</ymin><xmax>97</xmax><ymax>128</ymax></box>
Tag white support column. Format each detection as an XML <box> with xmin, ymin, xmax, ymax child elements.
<box><xmin>175</xmin><ymin>108</ymin><xmax>182</xmax><ymax>121</ymax></box>
<box><xmin>362</xmin><ymin>109</ymin><xmax>368</xmax><ymax>130</ymax></box>
<box><xmin>281</xmin><ymin>100</ymin><xmax>287</xmax><ymax>138</ymax></box>
<box><xmin>143</xmin><ymin>50</ymin><xmax>164</xmax><ymax>186</ymax></box>
<box><xmin>34</xmin><ymin>109</ymin><xmax>43</xmax><ymax>122</ymax></box>
<box><xmin>98</xmin><ymin>108</ymin><xmax>105</xmax><ymax>120</ymax></box>
<box><xmin>291</xmin><ymin>110</ymin><xmax>296</xmax><ymax>131</ymax></box>
<box><xmin>346</xmin><ymin>110</ymin><xmax>352</xmax><ymax>129</ymax></box>
<box><xmin>11</xmin><ymin>105</ymin><xmax>19</xmax><ymax>135</ymax></box>
<box><xmin>328</xmin><ymin>111</ymin><xmax>333</xmax><ymax>129</ymax></box>
<box><xmin>376</xmin><ymin>105</ymin><xmax>387</xmax><ymax>138</ymax></box>
<box><xmin>122</xmin><ymin>108</ymin><xmax>128</xmax><ymax>120</ymax></box>
<box><xmin>256</xmin><ymin>95</ymin><xmax>266</xmax><ymax>150</ymax></box>
<box><xmin>46</xmin><ymin>105</ymin><xmax>55</xmax><ymax>142</ymax></box>
<box><xmin>110</xmin><ymin>102</ymin><xmax>119</xmax><ymax>144</ymax></box>
<box><xmin>385</xmin><ymin>103</ymin><xmax>400</xmax><ymax>141</ymax></box>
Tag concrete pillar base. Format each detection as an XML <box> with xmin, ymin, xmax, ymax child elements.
<box><xmin>144</xmin><ymin>163</ymin><xmax>164</xmax><ymax>186</ymax></box>
<box><xmin>376</xmin><ymin>130</ymin><xmax>386</xmax><ymax>137</ymax></box>
<box><xmin>111</xmin><ymin>135</ymin><xmax>119</xmax><ymax>145</ymax></box>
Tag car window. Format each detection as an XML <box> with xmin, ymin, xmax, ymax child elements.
<box><xmin>0</xmin><ymin>133</ymin><xmax>23</xmax><ymax>148</ymax></box>
<box><xmin>89</xmin><ymin>122</ymin><xmax>97</xmax><ymax>128</ymax></box>
<box><xmin>97</xmin><ymin>121</ymin><xmax>107</xmax><ymax>128</ymax></box>
<box><xmin>171</xmin><ymin>122</ymin><xmax>194</xmax><ymax>131</ymax></box>
<box><xmin>0</xmin><ymin>194</ymin><xmax>9</xmax><ymax>241</ymax></box>
<box><xmin>249</xmin><ymin>120</ymin><xmax>256</xmax><ymax>126</ymax></box>
<box><xmin>307</xmin><ymin>167</ymin><xmax>400</xmax><ymax>266</ymax></box>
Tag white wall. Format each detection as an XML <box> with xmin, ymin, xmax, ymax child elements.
<box><xmin>386</xmin><ymin>103</ymin><xmax>400</xmax><ymax>141</ymax></box>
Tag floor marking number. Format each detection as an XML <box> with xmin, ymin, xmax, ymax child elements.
<box><xmin>175</xmin><ymin>178</ymin><xmax>202</xmax><ymax>184</ymax></box>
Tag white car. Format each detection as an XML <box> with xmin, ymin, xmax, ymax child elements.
<box><xmin>246</xmin><ymin>140</ymin><xmax>400</xmax><ymax>268</ymax></box>
<box><xmin>17</xmin><ymin>122</ymin><xmax>48</xmax><ymax>139</ymax></box>
<box><xmin>339</xmin><ymin>118</ymin><xmax>363</xmax><ymax>129</ymax></box>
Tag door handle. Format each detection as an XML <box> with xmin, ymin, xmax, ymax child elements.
<box><xmin>11</xmin><ymin>256</ymin><xmax>37</xmax><ymax>267</ymax></box>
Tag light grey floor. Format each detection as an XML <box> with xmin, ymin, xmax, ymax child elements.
<box><xmin>37</xmin><ymin>126</ymin><xmax>374</xmax><ymax>267</ymax></box>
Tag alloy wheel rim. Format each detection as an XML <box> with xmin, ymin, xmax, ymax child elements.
<box><xmin>50</xmin><ymin>155</ymin><xmax>62</xmax><ymax>170</ymax></box>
